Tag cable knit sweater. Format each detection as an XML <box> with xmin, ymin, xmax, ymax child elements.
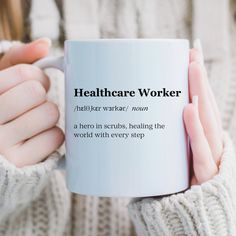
<box><xmin>1</xmin><ymin>0</ymin><xmax>236</xmax><ymax>235</ymax></box>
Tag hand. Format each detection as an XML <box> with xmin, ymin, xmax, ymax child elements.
<box><xmin>184</xmin><ymin>39</ymin><xmax>223</xmax><ymax>185</ymax></box>
<box><xmin>0</xmin><ymin>38</ymin><xmax>64</xmax><ymax>167</ymax></box>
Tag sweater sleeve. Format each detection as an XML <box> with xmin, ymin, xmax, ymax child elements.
<box><xmin>0</xmin><ymin>151</ymin><xmax>61</xmax><ymax>221</ymax></box>
<box><xmin>127</xmin><ymin>133</ymin><xmax>236</xmax><ymax>236</ymax></box>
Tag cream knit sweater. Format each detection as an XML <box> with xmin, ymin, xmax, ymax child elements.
<box><xmin>1</xmin><ymin>0</ymin><xmax>236</xmax><ymax>235</ymax></box>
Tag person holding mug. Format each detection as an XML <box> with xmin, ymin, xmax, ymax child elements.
<box><xmin>0</xmin><ymin>0</ymin><xmax>236</xmax><ymax>235</ymax></box>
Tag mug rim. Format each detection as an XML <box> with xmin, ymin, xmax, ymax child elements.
<box><xmin>65</xmin><ymin>38</ymin><xmax>189</xmax><ymax>43</ymax></box>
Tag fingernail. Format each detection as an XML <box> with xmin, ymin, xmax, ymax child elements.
<box><xmin>192</xmin><ymin>95</ymin><xmax>199</xmax><ymax>110</ymax></box>
<box><xmin>193</xmin><ymin>38</ymin><xmax>204</xmax><ymax>65</ymax></box>
<box><xmin>33</xmin><ymin>37</ymin><xmax>52</xmax><ymax>47</ymax></box>
<box><xmin>193</xmin><ymin>39</ymin><xmax>202</xmax><ymax>52</ymax></box>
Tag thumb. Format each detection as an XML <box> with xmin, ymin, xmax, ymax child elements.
<box><xmin>0</xmin><ymin>38</ymin><xmax>51</xmax><ymax>70</ymax></box>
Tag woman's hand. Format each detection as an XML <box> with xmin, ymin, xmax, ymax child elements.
<box><xmin>0</xmin><ymin>38</ymin><xmax>64</xmax><ymax>167</ymax></box>
<box><xmin>184</xmin><ymin>40</ymin><xmax>223</xmax><ymax>185</ymax></box>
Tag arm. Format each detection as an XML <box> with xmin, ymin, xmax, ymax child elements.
<box><xmin>0</xmin><ymin>152</ymin><xmax>60</xmax><ymax>221</ymax></box>
<box><xmin>128</xmin><ymin>133</ymin><xmax>236</xmax><ymax>236</ymax></box>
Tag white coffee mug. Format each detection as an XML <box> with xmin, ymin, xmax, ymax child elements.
<box><xmin>35</xmin><ymin>39</ymin><xmax>190</xmax><ymax>197</ymax></box>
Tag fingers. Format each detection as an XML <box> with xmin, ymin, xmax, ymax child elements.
<box><xmin>186</xmin><ymin>40</ymin><xmax>223</xmax><ymax>184</ymax></box>
<box><xmin>3</xmin><ymin>127</ymin><xmax>64</xmax><ymax>167</ymax></box>
<box><xmin>0</xmin><ymin>38</ymin><xmax>51</xmax><ymax>70</ymax></box>
<box><xmin>0</xmin><ymin>80</ymin><xmax>46</xmax><ymax>124</ymax></box>
<box><xmin>184</xmin><ymin>97</ymin><xmax>218</xmax><ymax>184</ymax></box>
<box><xmin>0</xmin><ymin>64</ymin><xmax>50</xmax><ymax>94</ymax></box>
<box><xmin>190</xmin><ymin>48</ymin><xmax>203</xmax><ymax>64</ymax></box>
<box><xmin>189</xmin><ymin>58</ymin><xmax>223</xmax><ymax>164</ymax></box>
<box><xmin>0</xmin><ymin>102</ymin><xmax>60</xmax><ymax>150</ymax></box>
<box><xmin>190</xmin><ymin>46</ymin><xmax>223</xmax><ymax>135</ymax></box>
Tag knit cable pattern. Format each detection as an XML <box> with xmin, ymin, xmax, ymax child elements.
<box><xmin>0</xmin><ymin>152</ymin><xmax>60</xmax><ymax>221</ymax></box>
<box><xmin>128</xmin><ymin>133</ymin><xmax>236</xmax><ymax>236</ymax></box>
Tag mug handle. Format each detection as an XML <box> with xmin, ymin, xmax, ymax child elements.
<box><xmin>34</xmin><ymin>56</ymin><xmax>64</xmax><ymax>71</ymax></box>
<box><xmin>34</xmin><ymin>56</ymin><xmax>66</xmax><ymax>169</ymax></box>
